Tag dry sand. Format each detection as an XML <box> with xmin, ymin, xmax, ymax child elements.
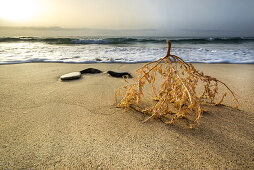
<box><xmin>0</xmin><ymin>63</ymin><xmax>254</xmax><ymax>169</ymax></box>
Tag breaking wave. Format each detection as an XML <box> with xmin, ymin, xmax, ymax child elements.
<box><xmin>0</xmin><ymin>37</ymin><xmax>254</xmax><ymax>45</ymax></box>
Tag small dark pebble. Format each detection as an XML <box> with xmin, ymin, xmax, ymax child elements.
<box><xmin>80</xmin><ymin>68</ymin><xmax>102</xmax><ymax>74</ymax></box>
<box><xmin>107</xmin><ymin>71</ymin><xmax>132</xmax><ymax>78</ymax></box>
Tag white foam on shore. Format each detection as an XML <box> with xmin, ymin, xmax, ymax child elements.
<box><xmin>0</xmin><ymin>42</ymin><xmax>254</xmax><ymax>64</ymax></box>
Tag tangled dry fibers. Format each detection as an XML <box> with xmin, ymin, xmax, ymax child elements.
<box><xmin>115</xmin><ymin>41</ymin><xmax>239</xmax><ymax>128</ymax></box>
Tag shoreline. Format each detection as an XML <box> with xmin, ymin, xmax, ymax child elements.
<box><xmin>1</xmin><ymin>61</ymin><xmax>254</xmax><ymax>66</ymax></box>
<box><xmin>0</xmin><ymin>62</ymin><xmax>254</xmax><ymax>168</ymax></box>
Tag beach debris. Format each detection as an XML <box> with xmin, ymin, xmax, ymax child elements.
<box><xmin>60</xmin><ymin>72</ymin><xmax>81</xmax><ymax>81</ymax></box>
<box><xmin>95</xmin><ymin>57</ymin><xmax>102</xmax><ymax>61</ymax></box>
<box><xmin>115</xmin><ymin>40</ymin><xmax>239</xmax><ymax>127</ymax></box>
<box><xmin>107</xmin><ymin>71</ymin><xmax>132</xmax><ymax>78</ymax></box>
<box><xmin>80</xmin><ymin>68</ymin><xmax>102</xmax><ymax>74</ymax></box>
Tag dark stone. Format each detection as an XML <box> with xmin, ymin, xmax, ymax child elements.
<box><xmin>107</xmin><ymin>71</ymin><xmax>132</xmax><ymax>78</ymax></box>
<box><xmin>80</xmin><ymin>68</ymin><xmax>102</xmax><ymax>74</ymax></box>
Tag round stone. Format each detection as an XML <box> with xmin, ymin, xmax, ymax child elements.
<box><xmin>60</xmin><ymin>72</ymin><xmax>81</xmax><ymax>80</ymax></box>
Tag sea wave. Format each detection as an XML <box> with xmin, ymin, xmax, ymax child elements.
<box><xmin>1</xmin><ymin>42</ymin><xmax>254</xmax><ymax>64</ymax></box>
<box><xmin>0</xmin><ymin>37</ymin><xmax>254</xmax><ymax>45</ymax></box>
<box><xmin>1</xmin><ymin>36</ymin><xmax>253</xmax><ymax>64</ymax></box>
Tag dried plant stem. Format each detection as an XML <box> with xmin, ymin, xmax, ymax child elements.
<box><xmin>170</xmin><ymin>65</ymin><xmax>193</xmax><ymax>104</ymax></box>
<box><xmin>115</xmin><ymin>40</ymin><xmax>238</xmax><ymax>127</ymax></box>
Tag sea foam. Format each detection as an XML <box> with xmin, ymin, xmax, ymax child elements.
<box><xmin>0</xmin><ymin>37</ymin><xmax>253</xmax><ymax>64</ymax></box>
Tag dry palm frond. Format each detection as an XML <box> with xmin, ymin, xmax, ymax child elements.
<box><xmin>115</xmin><ymin>40</ymin><xmax>239</xmax><ymax>127</ymax></box>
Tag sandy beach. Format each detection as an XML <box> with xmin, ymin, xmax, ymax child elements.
<box><xmin>0</xmin><ymin>63</ymin><xmax>254</xmax><ymax>169</ymax></box>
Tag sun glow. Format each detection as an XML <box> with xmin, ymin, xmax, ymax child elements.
<box><xmin>0</xmin><ymin>0</ymin><xmax>40</xmax><ymax>21</ymax></box>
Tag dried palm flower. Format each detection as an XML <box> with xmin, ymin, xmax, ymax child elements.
<box><xmin>115</xmin><ymin>41</ymin><xmax>238</xmax><ymax>127</ymax></box>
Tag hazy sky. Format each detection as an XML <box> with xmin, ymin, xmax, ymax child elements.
<box><xmin>0</xmin><ymin>0</ymin><xmax>254</xmax><ymax>36</ymax></box>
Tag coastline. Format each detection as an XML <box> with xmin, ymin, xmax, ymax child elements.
<box><xmin>0</xmin><ymin>63</ymin><xmax>254</xmax><ymax>168</ymax></box>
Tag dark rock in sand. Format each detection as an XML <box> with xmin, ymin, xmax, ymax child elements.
<box><xmin>107</xmin><ymin>71</ymin><xmax>132</xmax><ymax>78</ymax></box>
<box><xmin>60</xmin><ymin>72</ymin><xmax>81</xmax><ymax>81</ymax></box>
<box><xmin>80</xmin><ymin>68</ymin><xmax>102</xmax><ymax>74</ymax></box>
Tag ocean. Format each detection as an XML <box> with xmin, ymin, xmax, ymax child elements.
<box><xmin>0</xmin><ymin>36</ymin><xmax>254</xmax><ymax>64</ymax></box>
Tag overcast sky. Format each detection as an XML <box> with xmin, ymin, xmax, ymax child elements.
<box><xmin>0</xmin><ymin>0</ymin><xmax>254</xmax><ymax>36</ymax></box>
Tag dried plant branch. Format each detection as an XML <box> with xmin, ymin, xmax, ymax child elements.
<box><xmin>115</xmin><ymin>40</ymin><xmax>239</xmax><ymax>127</ymax></box>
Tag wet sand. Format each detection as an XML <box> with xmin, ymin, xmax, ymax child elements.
<box><xmin>0</xmin><ymin>63</ymin><xmax>254</xmax><ymax>169</ymax></box>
